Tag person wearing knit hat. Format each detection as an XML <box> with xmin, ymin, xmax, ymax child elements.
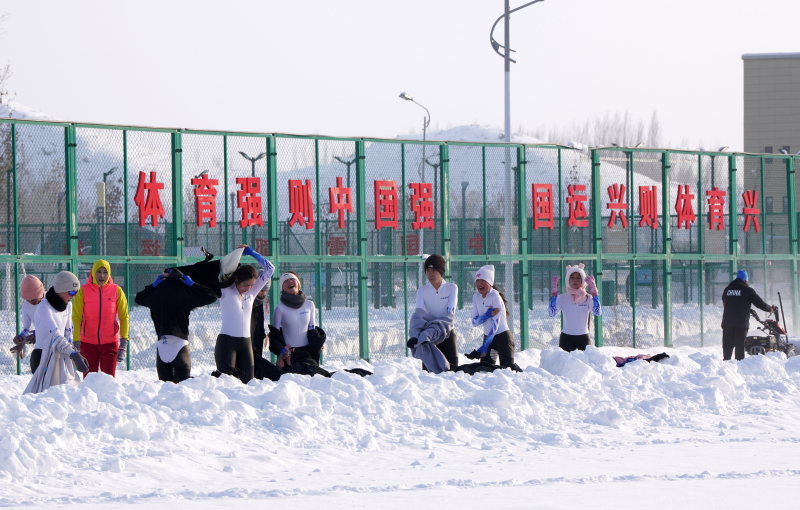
<box><xmin>9</xmin><ymin>275</ymin><xmax>45</xmax><ymax>368</ymax></box>
<box><xmin>25</xmin><ymin>271</ymin><xmax>90</xmax><ymax>394</ymax></box>
<box><xmin>721</xmin><ymin>269</ymin><xmax>776</xmax><ymax>360</ymax></box>
<box><xmin>406</xmin><ymin>254</ymin><xmax>459</xmax><ymax>372</ymax></box>
<box><xmin>466</xmin><ymin>265</ymin><xmax>521</xmax><ymax>371</ymax></box>
<box><xmin>71</xmin><ymin>260</ymin><xmax>130</xmax><ymax>378</ymax></box>
<box><xmin>548</xmin><ymin>264</ymin><xmax>602</xmax><ymax>352</ymax></box>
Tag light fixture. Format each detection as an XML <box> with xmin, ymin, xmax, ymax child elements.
<box><xmin>634</xmin><ymin>142</ymin><xmax>644</xmax><ymax>148</ymax></box>
<box><xmin>399</xmin><ymin>92</ymin><xmax>413</xmax><ymax>101</ymax></box>
<box><xmin>718</xmin><ymin>146</ymin><xmax>729</xmax><ymax>152</ymax></box>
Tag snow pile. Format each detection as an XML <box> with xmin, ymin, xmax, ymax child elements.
<box><xmin>2</xmin><ymin>345</ymin><xmax>800</xmax><ymax>487</ymax></box>
<box><xmin>0</xmin><ymin>101</ymin><xmax>54</xmax><ymax>121</ymax></box>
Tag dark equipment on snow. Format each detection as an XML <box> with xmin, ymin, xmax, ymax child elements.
<box><xmin>745</xmin><ymin>306</ymin><xmax>797</xmax><ymax>358</ymax></box>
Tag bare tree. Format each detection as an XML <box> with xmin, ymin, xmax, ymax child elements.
<box><xmin>528</xmin><ymin>110</ymin><xmax>664</xmax><ymax>149</ymax></box>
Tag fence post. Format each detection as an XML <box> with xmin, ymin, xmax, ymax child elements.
<box><xmin>171</xmin><ymin>131</ymin><xmax>184</xmax><ymax>265</ymax></box>
<box><xmin>440</xmin><ymin>144</ymin><xmax>451</xmax><ymax>277</ymax></box>
<box><xmin>355</xmin><ymin>140</ymin><xmax>369</xmax><ymax>361</ymax></box>
<box><xmin>728</xmin><ymin>155</ymin><xmax>738</xmax><ymax>281</ymax></box>
<box><xmin>662</xmin><ymin>151</ymin><xmax>672</xmax><ymax>347</ymax></box>
<box><xmin>65</xmin><ymin>125</ymin><xmax>79</xmax><ymax>273</ymax></box>
<box><xmin>314</xmin><ymin>139</ymin><xmax>323</xmax><ymax>363</ymax></box>
<box><xmin>12</xmin><ymin>124</ymin><xmax>20</xmax><ymax>375</ymax></box>
<box><xmin>266</xmin><ymin>136</ymin><xmax>279</xmax><ymax>317</ymax></box>
<box><xmin>516</xmin><ymin>145</ymin><xmax>529</xmax><ymax>350</ymax></box>
<box><xmin>787</xmin><ymin>156</ymin><xmax>799</xmax><ymax>335</ymax></box>
<box><xmin>123</xmin><ymin>131</ymin><xmax>131</xmax><ymax>371</ymax></box>
<box><xmin>591</xmin><ymin>149</ymin><xmax>604</xmax><ymax>347</ymax></box>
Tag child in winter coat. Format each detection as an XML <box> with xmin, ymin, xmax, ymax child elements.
<box><xmin>406</xmin><ymin>254</ymin><xmax>459</xmax><ymax>373</ymax></box>
<box><xmin>71</xmin><ymin>260</ymin><xmax>130</xmax><ymax>377</ymax></box>
<box><xmin>135</xmin><ymin>269</ymin><xmax>218</xmax><ymax>383</ymax></box>
<box><xmin>467</xmin><ymin>265</ymin><xmax>521</xmax><ymax>371</ymax></box>
<box><xmin>269</xmin><ymin>271</ymin><xmax>327</xmax><ymax>367</ymax></box>
<box><xmin>215</xmin><ymin>245</ymin><xmax>275</xmax><ymax>384</ymax></box>
<box><xmin>24</xmin><ymin>271</ymin><xmax>90</xmax><ymax>395</ymax></box>
<box><xmin>548</xmin><ymin>264</ymin><xmax>602</xmax><ymax>352</ymax></box>
<box><xmin>10</xmin><ymin>275</ymin><xmax>44</xmax><ymax>371</ymax></box>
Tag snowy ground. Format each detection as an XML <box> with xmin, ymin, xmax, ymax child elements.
<box><xmin>2</xmin><ymin>345</ymin><xmax>800</xmax><ymax>509</ymax></box>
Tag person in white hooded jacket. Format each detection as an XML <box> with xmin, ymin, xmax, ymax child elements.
<box><xmin>9</xmin><ymin>275</ymin><xmax>45</xmax><ymax>371</ymax></box>
<box><xmin>548</xmin><ymin>263</ymin><xmax>602</xmax><ymax>352</ymax></box>
<box><xmin>467</xmin><ymin>265</ymin><xmax>521</xmax><ymax>371</ymax></box>
<box><xmin>24</xmin><ymin>271</ymin><xmax>90</xmax><ymax>395</ymax></box>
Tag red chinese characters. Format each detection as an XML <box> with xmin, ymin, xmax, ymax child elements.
<box><xmin>141</xmin><ymin>239</ymin><xmax>161</xmax><ymax>256</ymax></box>
<box><xmin>639</xmin><ymin>186</ymin><xmax>658</xmax><ymax>230</ymax></box>
<box><xmin>674</xmin><ymin>185</ymin><xmax>696</xmax><ymax>229</ymax></box>
<box><xmin>236</xmin><ymin>177</ymin><xmax>264</xmax><ymax>228</ymax></box>
<box><xmin>191</xmin><ymin>174</ymin><xmax>219</xmax><ymax>228</ymax></box>
<box><xmin>532</xmin><ymin>184</ymin><xmax>554</xmax><ymax>230</ymax></box>
<box><xmin>406</xmin><ymin>235</ymin><xmax>420</xmax><ymax>255</ymax></box>
<box><xmin>606</xmin><ymin>184</ymin><xmax>627</xmax><ymax>228</ymax></box>
<box><xmin>566</xmin><ymin>185</ymin><xmax>588</xmax><ymax>228</ymax></box>
<box><xmin>409</xmin><ymin>182</ymin><xmax>434</xmax><ymax>230</ymax></box>
<box><xmin>287</xmin><ymin>179</ymin><xmax>313</xmax><ymax>230</ymax></box>
<box><xmin>742</xmin><ymin>190</ymin><xmax>761</xmax><ymax>233</ymax></box>
<box><xmin>375</xmin><ymin>180</ymin><xmax>398</xmax><ymax>230</ymax></box>
<box><xmin>469</xmin><ymin>234</ymin><xmax>484</xmax><ymax>255</ymax></box>
<box><xmin>329</xmin><ymin>177</ymin><xmax>353</xmax><ymax>229</ymax></box>
<box><xmin>254</xmin><ymin>238</ymin><xmax>270</xmax><ymax>256</ymax></box>
<box><xmin>706</xmin><ymin>187</ymin><xmax>726</xmax><ymax>231</ymax></box>
<box><xmin>134</xmin><ymin>171</ymin><xmax>166</xmax><ymax>227</ymax></box>
<box><xmin>328</xmin><ymin>236</ymin><xmax>347</xmax><ymax>256</ymax></box>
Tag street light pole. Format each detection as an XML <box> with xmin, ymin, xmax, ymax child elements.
<box><xmin>334</xmin><ymin>156</ymin><xmax>356</xmax><ymax>307</ymax></box>
<box><xmin>100</xmin><ymin>167</ymin><xmax>117</xmax><ymax>255</ymax></box>
<box><xmin>238</xmin><ymin>151</ymin><xmax>266</xmax><ymax>178</ymax></box>
<box><xmin>490</xmin><ymin>0</ymin><xmax>544</xmax><ymax>331</ymax></box>
<box><xmin>399</xmin><ymin>92</ymin><xmax>431</xmax><ymax>287</ymax></box>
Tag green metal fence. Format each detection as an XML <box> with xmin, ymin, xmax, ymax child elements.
<box><xmin>1</xmin><ymin>118</ymin><xmax>798</xmax><ymax>375</ymax></box>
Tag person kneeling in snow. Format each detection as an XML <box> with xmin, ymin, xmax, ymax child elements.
<box><xmin>24</xmin><ymin>271</ymin><xmax>90</xmax><ymax>395</ymax></box>
<box><xmin>269</xmin><ymin>271</ymin><xmax>325</xmax><ymax>366</ymax></box>
<box><xmin>465</xmin><ymin>265</ymin><xmax>522</xmax><ymax>372</ymax></box>
<box><xmin>406</xmin><ymin>254</ymin><xmax>458</xmax><ymax>374</ymax></box>
<box><xmin>548</xmin><ymin>264</ymin><xmax>602</xmax><ymax>352</ymax></box>
<box><xmin>9</xmin><ymin>275</ymin><xmax>44</xmax><ymax>371</ymax></box>
<box><xmin>135</xmin><ymin>269</ymin><xmax>218</xmax><ymax>383</ymax></box>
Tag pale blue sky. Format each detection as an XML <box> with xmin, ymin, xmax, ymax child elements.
<box><xmin>1</xmin><ymin>0</ymin><xmax>798</xmax><ymax>149</ymax></box>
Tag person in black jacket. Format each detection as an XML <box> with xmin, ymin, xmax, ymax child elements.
<box><xmin>721</xmin><ymin>270</ymin><xmax>777</xmax><ymax>361</ymax></box>
<box><xmin>250</xmin><ymin>289</ymin><xmax>268</xmax><ymax>359</ymax></box>
<box><xmin>135</xmin><ymin>269</ymin><xmax>218</xmax><ymax>382</ymax></box>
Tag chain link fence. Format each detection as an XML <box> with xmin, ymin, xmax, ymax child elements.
<box><xmin>1</xmin><ymin>118</ymin><xmax>799</xmax><ymax>374</ymax></box>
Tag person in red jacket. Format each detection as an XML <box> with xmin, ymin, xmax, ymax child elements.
<box><xmin>71</xmin><ymin>260</ymin><xmax>130</xmax><ymax>377</ymax></box>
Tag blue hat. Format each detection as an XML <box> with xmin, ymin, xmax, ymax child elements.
<box><xmin>736</xmin><ymin>269</ymin><xmax>748</xmax><ymax>281</ymax></box>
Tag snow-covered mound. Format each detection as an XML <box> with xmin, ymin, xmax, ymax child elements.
<box><xmin>0</xmin><ymin>101</ymin><xmax>54</xmax><ymax>121</ymax></box>
<box><xmin>2</xmin><ymin>346</ymin><xmax>800</xmax><ymax>507</ymax></box>
<box><xmin>396</xmin><ymin>124</ymin><xmax>543</xmax><ymax>144</ymax></box>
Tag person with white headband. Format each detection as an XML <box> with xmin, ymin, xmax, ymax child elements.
<box><xmin>214</xmin><ymin>244</ymin><xmax>275</xmax><ymax>383</ymax></box>
<box><xmin>269</xmin><ymin>271</ymin><xmax>325</xmax><ymax>366</ymax></box>
<box><xmin>548</xmin><ymin>263</ymin><xmax>602</xmax><ymax>352</ymax></box>
<box><xmin>467</xmin><ymin>265</ymin><xmax>521</xmax><ymax>371</ymax></box>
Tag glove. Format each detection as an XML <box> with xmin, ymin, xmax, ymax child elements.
<box><xmin>72</xmin><ymin>340</ymin><xmax>81</xmax><ymax>354</ymax></box>
<box><xmin>70</xmin><ymin>352</ymin><xmax>89</xmax><ymax>373</ymax></box>
<box><xmin>25</xmin><ymin>332</ymin><xmax>36</xmax><ymax>345</ymax></box>
<box><xmin>9</xmin><ymin>342</ymin><xmax>25</xmax><ymax>359</ymax></box>
<box><xmin>181</xmin><ymin>275</ymin><xmax>194</xmax><ymax>286</ymax></box>
<box><xmin>465</xmin><ymin>349</ymin><xmax>482</xmax><ymax>360</ymax></box>
<box><xmin>772</xmin><ymin>305</ymin><xmax>779</xmax><ymax>315</ymax></box>
<box><xmin>406</xmin><ymin>338</ymin><xmax>418</xmax><ymax>349</ymax></box>
<box><xmin>586</xmin><ymin>275</ymin><xmax>598</xmax><ymax>297</ymax></box>
<box><xmin>551</xmin><ymin>276</ymin><xmax>560</xmax><ymax>297</ymax></box>
<box><xmin>117</xmin><ymin>338</ymin><xmax>128</xmax><ymax>363</ymax></box>
<box><xmin>152</xmin><ymin>274</ymin><xmax>165</xmax><ymax>287</ymax></box>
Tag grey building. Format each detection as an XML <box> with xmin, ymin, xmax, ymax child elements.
<box><xmin>742</xmin><ymin>52</ymin><xmax>799</xmax><ymax>218</ymax></box>
<box><xmin>743</xmin><ymin>52</ymin><xmax>800</xmax><ymax>156</ymax></box>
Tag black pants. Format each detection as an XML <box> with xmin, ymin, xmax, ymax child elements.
<box><xmin>722</xmin><ymin>327</ymin><xmax>747</xmax><ymax>361</ymax></box>
<box><xmin>215</xmin><ymin>334</ymin><xmax>255</xmax><ymax>384</ymax></box>
<box><xmin>422</xmin><ymin>330</ymin><xmax>458</xmax><ymax>371</ymax></box>
<box><xmin>559</xmin><ymin>332</ymin><xmax>590</xmax><ymax>352</ymax></box>
<box><xmin>254</xmin><ymin>355</ymin><xmax>283</xmax><ymax>382</ymax></box>
<box><xmin>482</xmin><ymin>330</ymin><xmax>516</xmax><ymax>367</ymax></box>
<box><xmin>156</xmin><ymin>345</ymin><xmax>192</xmax><ymax>383</ymax></box>
<box><xmin>30</xmin><ymin>348</ymin><xmax>42</xmax><ymax>374</ymax></box>
<box><xmin>293</xmin><ymin>344</ymin><xmax>321</xmax><ymax>364</ymax></box>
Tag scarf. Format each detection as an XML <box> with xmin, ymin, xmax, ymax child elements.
<box><xmin>280</xmin><ymin>290</ymin><xmax>307</xmax><ymax>309</ymax></box>
<box><xmin>45</xmin><ymin>287</ymin><xmax>68</xmax><ymax>312</ymax></box>
<box><xmin>254</xmin><ymin>294</ymin><xmax>266</xmax><ymax>307</ymax></box>
<box><xmin>566</xmin><ymin>285</ymin><xmax>588</xmax><ymax>304</ymax></box>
